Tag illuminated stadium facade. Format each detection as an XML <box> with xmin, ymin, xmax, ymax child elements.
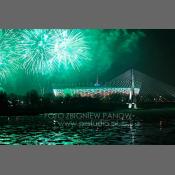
<box><xmin>53</xmin><ymin>87</ymin><xmax>140</xmax><ymax>97</ymax></box>
<box><xmin>52</xmin><ymin>68</ymin><xmax>175</xmax><ymax>109</ymax></box>
<box><xmin>53</xmin><ymin>69</ymin><xmax>140</xmax><ymax>109</ymax></box>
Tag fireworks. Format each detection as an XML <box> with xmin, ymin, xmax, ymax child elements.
<box><xmin>0</xmin><ymin>50</ymin><xmax>18</xmax><ymax>82</ymax></box>
<box><xmin>49</xmin><ymin>29</ymin><xmax>90</xmax><ymax>71</ymax></box>
<box><xmin>0</xmin><ymin>29</ymin><xmax>145</xmax><ymax>92</ymax></box>
<box><xmin>16</xmin><ymin>29</ymin><xmax>52</xmax><ymax>74</ymax></box>
<box><xmin>0</xmin><ymin>29</ymin><xmax>19</xmax><ymax>82</ymax></box>
<box><xmin>0</xmin><ymin>29</ymin><xmax>144</xmax><ymax>77</ymax></box>
<box><xmin>16</xmin><ymin>29</ymin><xmax>90</xmax><ymax>74</ymax></box>
<box><xmin>0</xmin><ymin>51</ymin><xmax>10</xmax><ymax>81</ymax></box>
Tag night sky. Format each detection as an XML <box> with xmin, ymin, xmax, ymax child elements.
<box><xmin>1</xmin><ymin>29</ymin><xmax>175</xmax><ymax>94</ymax></box>
<box><xmin>104</xmin><ymin>29</ymin><xmax>175</xmax><ymax>86</ymax></box>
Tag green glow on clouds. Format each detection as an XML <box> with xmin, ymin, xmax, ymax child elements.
<box><xmin>0</xmin><ymin>29</ymin><xmax>145</xmax><ymax>93</ymax></box>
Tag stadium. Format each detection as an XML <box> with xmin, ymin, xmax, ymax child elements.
<box><xmin>52</xmin><ymin>69</ymin><xmax>175</xmax><ymax>109</ymax></box>
<box><xmin>53</xmin><ymin>70</ymin><xmax>140</xmax><ymax>98</ymax></box>
<box><xmin>53</xmin><ymin>87</ymin><xmax>140</xmax><ymax>98</ymax></box>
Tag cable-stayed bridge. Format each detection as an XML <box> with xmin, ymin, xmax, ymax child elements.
<box><xmin>53</xmin><ymin>69</ymin><xmax>175</xmax><ymax>109</ymax></box>
<box><xmin>105</xmin><ymin>69</ymin><xmax>175</xmax><ymax>108</ymax></box>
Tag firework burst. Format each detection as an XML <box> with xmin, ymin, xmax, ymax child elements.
<box><xmin>16</xmin><ymin>29</ymin><xmax>52</xmax><ymax>74</ymax></box>
<box><xmin>0</xmin><ymin>29</ymin><xmax>19</xmax><ymax>82</ymax></box>
<box><xmin>48</xmin><ymin>29</ymin><xmax>90</xmax><ymax>71</ymax></box>
<box><xmin>16</xmin><ymin>29</ymin><xmax>90</xmax><ymax>75</ymax></box>
<box><xmin>0</xmin><ymin>51</ymin><xmax>19</xmax><ymax>83</ymax></box>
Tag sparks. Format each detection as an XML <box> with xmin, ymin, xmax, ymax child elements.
<box><xmin>16</xmin><ymin>29</ymin><xmax>90</xmax><ymax>75</ymax></box>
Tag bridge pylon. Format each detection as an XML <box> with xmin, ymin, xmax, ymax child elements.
<box><xmin>127</xmin><ymin>68</ymin><xmax>137</xmax><ymax>109</ymax></box>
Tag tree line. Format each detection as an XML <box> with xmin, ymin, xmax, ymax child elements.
<box><xmin>0</xmin><ymin>90</ymin><xmax>174</xmax><ymax>115</ymax></box>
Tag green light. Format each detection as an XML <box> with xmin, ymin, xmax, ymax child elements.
<box><xmin>0</xmin><ymin>29</ymin><xmax>19</xmax><ymax>85</ymax></box>
<box><xmin>50</xmin><ymin>29</ymin><xmax>90</xmax><ymax>71</ymax></box>
<box><xmin>16</xmin><ymin>29</ymin><xmax>91</xmax><ymax>75</ymax></box>
<box><xmin>0</xmin><ymin>29</ymin><xmax>145</xmax><ymax>93</ymax></box>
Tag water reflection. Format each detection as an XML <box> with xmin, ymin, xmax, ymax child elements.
<box><xmin>0</xmin><ymin>113</ymin><xmax>174</xmax><ymax>145</ymax></box>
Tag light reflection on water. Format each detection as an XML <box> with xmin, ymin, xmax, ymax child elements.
<box><xmin>0</xmin><ymin>113</ymin><xmax>175</xmax><ymax>145</ymax></box>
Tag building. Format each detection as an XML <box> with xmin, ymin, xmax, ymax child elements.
<box><xmin>53</xmin><ymin>87</ymin><xmax>140</xmax><ymax>97</ymax></box>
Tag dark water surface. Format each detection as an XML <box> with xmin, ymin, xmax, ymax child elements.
<box><xmin>0</xmin><ymin>109</ymin><xmax>175</xmax><ymax>145</ymax></box>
